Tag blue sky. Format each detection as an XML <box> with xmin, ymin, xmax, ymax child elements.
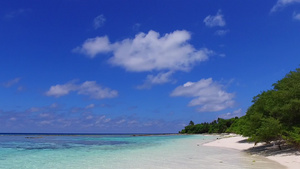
<box><xmin>1</xmin><ymin>0</ymin><xmax>300</xmax><ymax>133</ymax></box>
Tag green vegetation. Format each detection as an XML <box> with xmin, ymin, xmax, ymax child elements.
<box><xmin>180</xmin><ymin>67</ymin><xmax>300</xmax><ymax>147</ymax></box>
<box><xmin>179</xmin><ymin>117</ymin><xmax>239</xmax><ymax>134</ymax></box>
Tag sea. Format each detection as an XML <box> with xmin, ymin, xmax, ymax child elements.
<box><xmin>0</xmin><ymin>134</ymin><xmax>284</xmax><ymax>169</ymax></box>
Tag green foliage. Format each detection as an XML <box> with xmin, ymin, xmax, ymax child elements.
<box><xmin>283</xmin><ymin>127</ymin><xmax>300</xmax><ymax>146</ymax></box>
<box><xmin>180</xmin><ymin>67</ymin><xmax>300</xmax><ymax>146</ymax></box>
<box><xmin>179</xmin><ymin>117</ymin><xmax>239</xmax><ymax>134</ymax></box>
<box><xmin>189</xmin><ymin>121</ymin><xmax>195</xmax><ymax>126</ymax></box>
<box><xmin>226</xmin><ymin>116</ymin><xmax>246</xmax><ymax>134</ymax></box>
<box><xmin>237</xmin><ymin>67</ymin><xmax>300</xmax><ymax>145</ymax></box>
<box><xmin>251</xmin><ymin>117</ymin><xmax>282</xmax><ymax>143</ymax></box>
<box><xmin>242</xmin><ymin>112</ymin><xmax>263</xmax><ymax>137</ymax></box>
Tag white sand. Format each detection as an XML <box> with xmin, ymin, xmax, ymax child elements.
<box><xmin>203</xmin><ymin>135</ymin><xmax>259</xmax><ymax>150</ymax></box>
<box><xmin>203</xmin><ymin>135</ymin><xmax>300</xmax><ymax>169</ymax></box>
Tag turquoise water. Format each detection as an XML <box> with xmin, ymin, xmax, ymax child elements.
<box><xmin>0</xmin><ymin>134</ymin><xmax>284</xmax><ymax>169</ymax></box>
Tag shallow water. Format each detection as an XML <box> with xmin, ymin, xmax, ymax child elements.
<box><xmin>0</xmin><ymin>134</ymin><xmax>284</xmax><ymax>169</ymax></box>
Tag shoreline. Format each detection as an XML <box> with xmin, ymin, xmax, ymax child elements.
<box><xmin>203</xmin><ymin>134</ymin><xmax>300</xmax><ymax>169</ymax></box>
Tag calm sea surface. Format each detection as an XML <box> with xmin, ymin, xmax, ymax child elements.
<box><xmin>0</xmin><ymin>134</ymin><xmax>284</xmax><ymax>169</ymax></box>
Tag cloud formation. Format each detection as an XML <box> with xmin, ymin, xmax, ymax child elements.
<box><xmin>203</xmin><ymin>10</ymin><xmax>226</xmax><ymax>27</ymax></box>
<box><xmin>137</xmin><ymin>71</ymin><xmax>174</xmax><ymax>89</ymax></box>
<box><xmin>170</xmin><ymin>78</ymin><xmax>235</xmax><ymax>112</ymax></box>
<box><xmin>271</xmin><ymin>0</ymin><xmax>300</xmax><ymax>12</ymax></box>
<box><xmin>73</xmin><ymin>36</ymin><xmax>111</xmax><ymax>57</ymax></box>
<box><xmin>46</xmin><ymin>81</ymin><xmax>118</xmax><ymax>99</ymax></box>
<box><xmin>85</xmin><ymin>104</ymin><xmax>95</xmax><ymax>109</ymax></box>
<box><xmin>218</xmin><ymin>108</ymin><xmax>243</xmax><ymax>119</ymax></box>
<box><xmin>74</xmin><ymin>30</ymin><xmax>212</xmax><ymax>88</ymax></box>
<box><xmin>74</xmin><ymin>30</ymin><xmax>211</xmax><ymax>72</ymax></box>
<box><xmin>93</xmin><ymin>14</ymin><xmax>106</xmax><ymax>29</ymax></box>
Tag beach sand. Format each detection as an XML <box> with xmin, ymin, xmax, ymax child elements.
<box><xmin>203</xmin><ymin>134</ymin><xmax>300</xmax><ymax>169</ymax></box>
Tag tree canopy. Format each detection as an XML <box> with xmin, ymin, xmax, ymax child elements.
<box><xmin>179</xmin><ymin>117</ymin><xmax>238</xmax><ymax>134</ymax></box>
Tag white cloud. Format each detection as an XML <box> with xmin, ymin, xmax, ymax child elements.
<box><xmin>146</xmin><ymin>71</ymin><xmax>173</xmax><ymax>84</ymax></box>
<box><xmin>46</xmin><ymin>81</ymin><xmax>118</xmax><ymax>99</ymax></box>
<box><xmin>45</xmin><ymin>82</ymin><xmax>76</xmax><ymax>97</ymax></box>
<box><xmin>271</xmin><ymin>0</ymin><xmax>300</xmax><ymax>12</ymax></box>
<box><xmin>293</xmin><ymin>11</ymin><xmax>300</xmax><ymax>20</ymax></box>
<box><xmin>170</xmin><ymin>78</ymin><xmax>235</xmax><ymax>112</ymax></box>
<box><xmin>218</xmin><ymin>108</ymin><xmax>243</xmax><ymax>119</ymax></box>
<box><xmin>104</xmin><ymin>118</ymin><xmax>111</xmax><ymax>123</ymax></box>
<box><xmin>214</xmin><ymin>29</ymin><xmax>229</xmax><ymax>36</ymax></box>
<box><xmin>93</xmin><ymin>14</ymin><xmax>106</xmax><ymax>29</ymax></box>
<box><xmin>137</xmin><ymin>71</ymin><xmax>174</xmax><ymax>89</ymax></box>
<box><xmin>183</xmin><ymin>81</ymin><xmax>194</xmax><ymax>87</ymax></box>
<box><xmin>85</xmin><ymin>104</ymin><xmax>95</xmax><ymax>109</ymax></box>
<box><xmin>77</xmin><ymin>81</ymin><xmax>118</xmax><ymax>99</ymax></box>
<box><xmin>109</xmin><ymin>30</ymin><xmax>211</xmax><ymax>72</ymax></box>
<box><xmin>116</xmin><ymin>119</ymin><xmax>126</xmax><ymax>124</ymax></box>
<box><xmin>74</xmin><ymin>30</ymin><xmax>212</xmax><ymax>72</ymax></box>
<box><xmin>203</xmin><ymin>10</ymin><xmax>226</xmax><ymax>27</ymax></box>
<box><xmin>74</xmin><ymin>30</ymin><xmax>212</xmax><ymax>88</ymax></box>
<box><xmin>73</xmin><ymin>36</ymin><xmax>111</xmax><ymax>57</ymax></box>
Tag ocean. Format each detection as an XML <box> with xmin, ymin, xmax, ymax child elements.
<box><xmin>0</xmin><ymin>134</ymin><xmax>284</xmax><ymax>169</ymax></box>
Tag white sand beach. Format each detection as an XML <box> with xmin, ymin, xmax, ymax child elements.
<box><xmin>203</xmin><ymin>135</ymin><xmax>300</xmax><ymax>169</ymax></box>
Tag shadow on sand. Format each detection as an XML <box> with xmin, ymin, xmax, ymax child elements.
<box><xmin>242</xmin><ymin>142</ymin><xmax>300</xmax><ymax>157</ymax></box>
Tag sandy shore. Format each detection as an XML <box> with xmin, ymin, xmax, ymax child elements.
<box><xmin>203</xmin><ymin>134</ymin><xmax>300</xmax><ymax>169</ymax></box>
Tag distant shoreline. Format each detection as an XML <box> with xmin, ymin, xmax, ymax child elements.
<box><xmin>203</xmin><ymin>134</ymin><xmax>300</xmax><ymax>169</ymax></box>
<box><xmin>0</xmin><ymin>133</ymin><xmax>178</xmax><ymax>137</ymax></box>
